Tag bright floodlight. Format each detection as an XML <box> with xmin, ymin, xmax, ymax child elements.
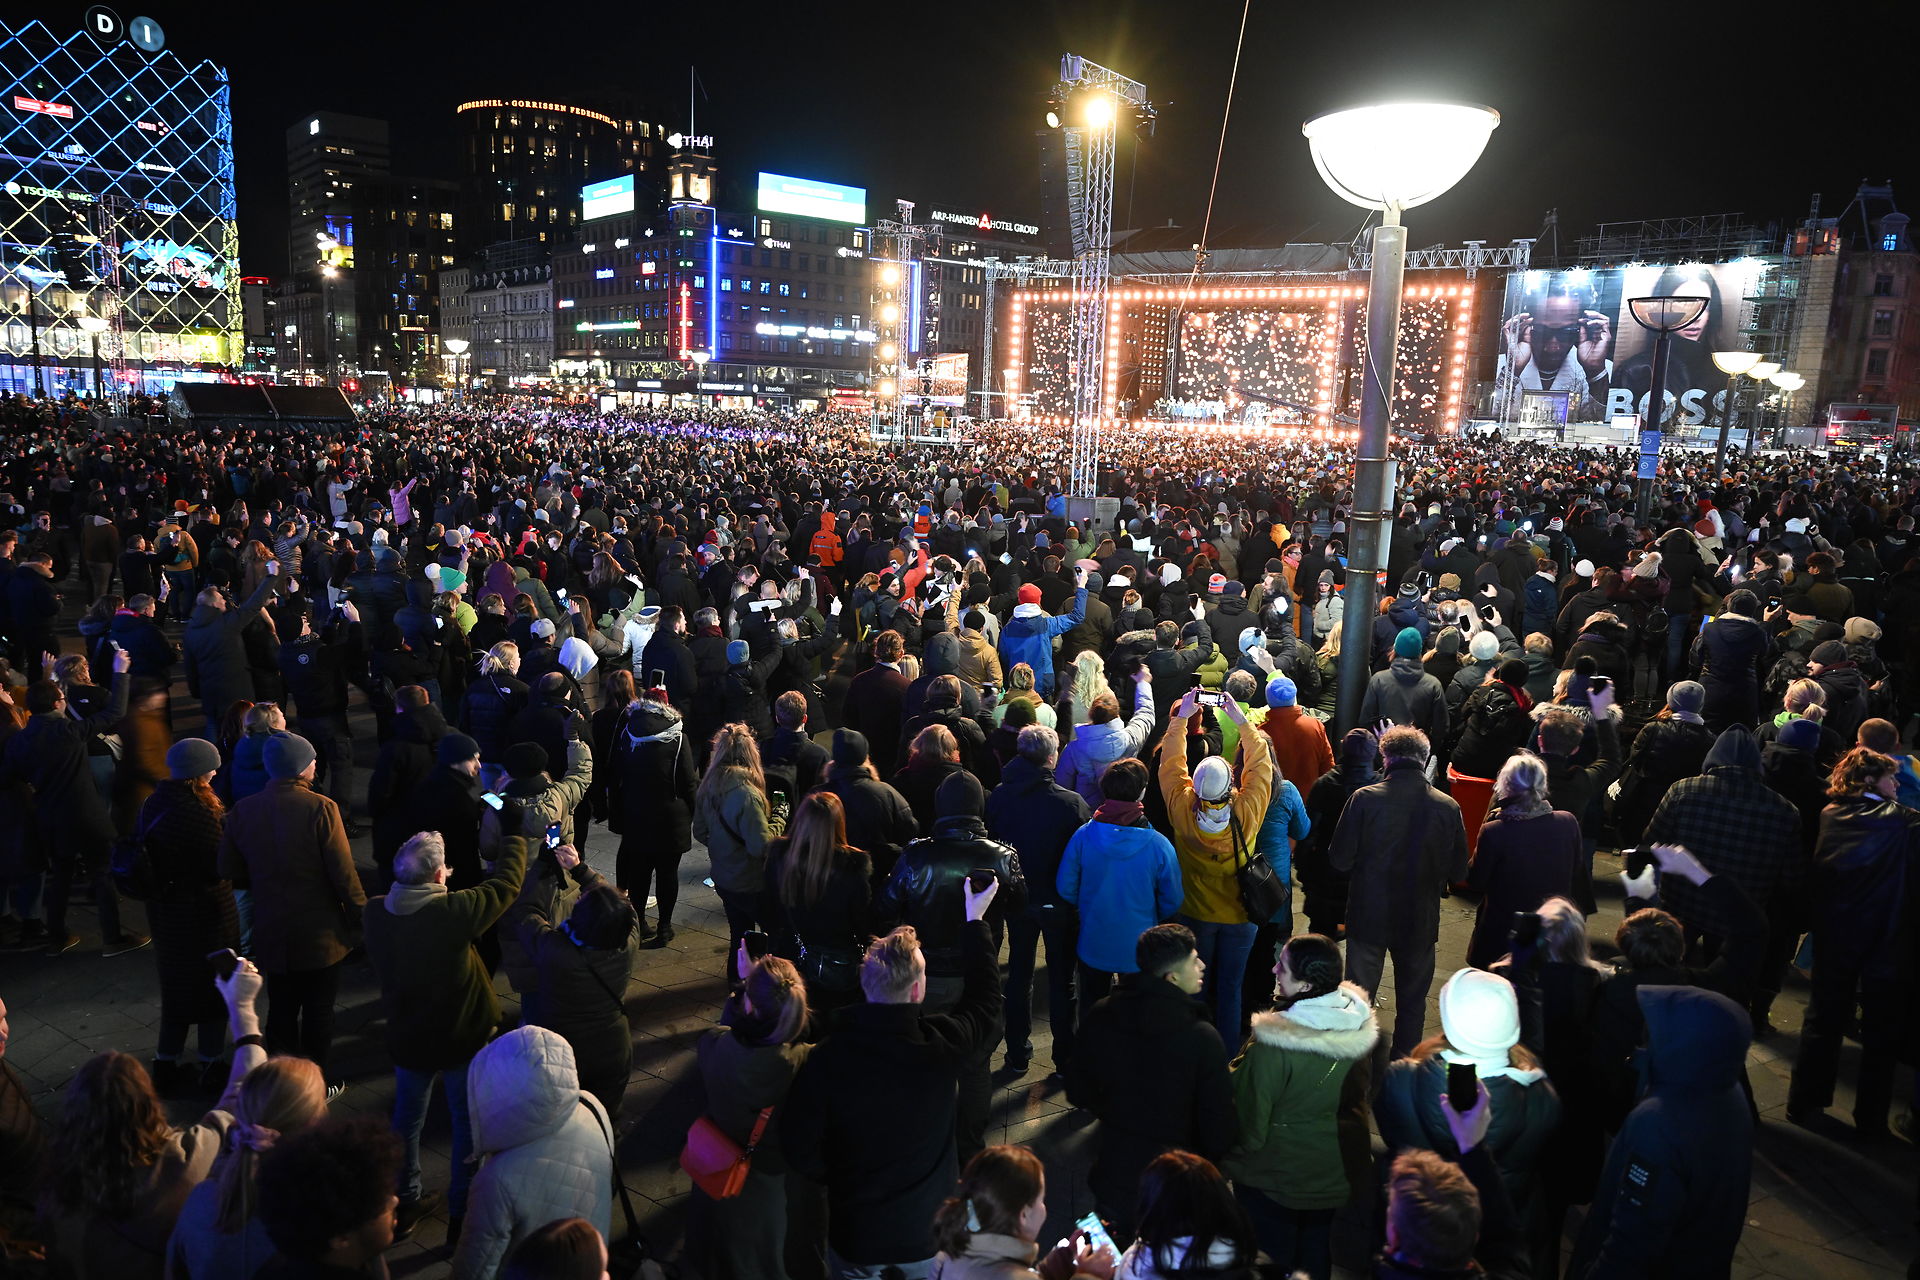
<box><xmin>880</xmin><ymin>303</ymin><xmax>900</xmax><ymax>323</ymax></box>
<box><xmin>879</xmin><ymin>342</ymin><xmax>897</xmax><ymax>360</ymax></box>
<box><xmin>443</xmin><ymin>338</ymin><xmax>469</xmax><ymax>354</ymax></box>
<box><xmin>1747</xmin><ymin>360</ymin><xmax>1781</xmax><ymax>381</ymax></box>
<box><xmin>1712</xmin><ymin>350</ymin><xmax>1760</xmax><ymax>376</ymax></box>
<box><xmin>1301</xmin><ymin>102</ymin><xmax>1499</xmax><ymax>212</ymax></box>
<box><xmin>1770</xmin><ymin>371</ymin><xmax>1804</xmax><ymax>390</ymax></box>
<box><xmin>880</xmin><ymin>265</ymin><xmax>900</xmax><ymax>285</ymax></box>
<box><xmin>1083</xmin><ymin>93</ymin><xmax>1116</xmax><ymax>130</ymax></box>
<box><xmin>78</xmin><ymin>315</ymin><xmax>108</xmax><ymax>333</ymax></box>
<box><xmin>1044</xmin><ymin>109</ymin><xmax>1062</xmax><ymax>130</ymax></box>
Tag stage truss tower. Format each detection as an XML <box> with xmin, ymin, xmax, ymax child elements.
<box><xmin>1055</xmin><ymin>54</ymin><xmax>1148</xmax><ymax>497</ymax></box>
<box><xmin>869</xmin><ymin>199</ymin><xmax>929</xmax><ymax>441</ymax></box>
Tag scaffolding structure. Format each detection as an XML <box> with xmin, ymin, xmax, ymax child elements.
<box><xmin>868</xmin><ymin>199</ymin><xmax>928</xmax><ymax>440</ymax></box>
<box><xmin>1572</xmin><ymin>213</ymin><xmax>1775</xmax><ymax>265</ymax></box>
<box><xmin>1054</xmin><ymin>54</ymin><xmax>1149</xmax><ymax>497</ymax></box>
<box><xmin>1348</xmin><ymin>237</ymin><xmax>1534</xmax><ymax>278</ymax></box>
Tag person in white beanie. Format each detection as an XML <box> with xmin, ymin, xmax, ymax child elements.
<box><xmin>1447</xmin><ymin>629</ymin><xmax>1506</xmax><ymax>713</ymax></box>
<box><xmin>1374</xmin><ymin>968</ymin><xmax>1561</xmax><ymax>1270</ymax></box>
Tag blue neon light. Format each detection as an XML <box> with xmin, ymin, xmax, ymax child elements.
<box><xmin>908</xmin><ymin>259</ymin><xmax>923</xmax><ymax>358</ymax></box>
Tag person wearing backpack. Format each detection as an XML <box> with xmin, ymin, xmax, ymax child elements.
<box><xmin>1450</xmin><ymin>660</ymin><xmax>1537</xmax><ymax>781</ymax></box>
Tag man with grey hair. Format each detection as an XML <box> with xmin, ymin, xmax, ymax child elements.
<box><xmin>986</xmin><ymin>722</ymin><xmax>1093</xmax><ymax>1077</ymax></box>
<box><xmin>363</xmin><ymin>827</ymin><xmax>530</xmax><ymax>1243</ymax></box>
<box><xmin>784</xmin><ymin>879</ymin><xmax>1001</xmax><ymax>1277</ymax></box>
<box><xmin>1329</xmin><ymin>725</ymin><xmax>1470</xmax><ymax>1056</ymax></box>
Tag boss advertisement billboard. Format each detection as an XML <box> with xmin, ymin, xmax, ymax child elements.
<box><xmin>1494</xmin><ymin>261</ymin><xmax>1768</xmax><ymax>427</ymax></box>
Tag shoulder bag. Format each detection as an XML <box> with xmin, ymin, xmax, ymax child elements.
<box><xmin>680</xmin><ymin>1104</ymin><xmax>773</xmax><ymax>1200</ymax></box>
<box><xmin>1228</xmin><ymin>808</ymin><xmax>1289</xmax><ymax>925</ymax></box>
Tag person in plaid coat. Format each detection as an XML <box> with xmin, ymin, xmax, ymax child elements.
<box><xmin>1640</xmin><ymin>727</ymin><xmax>1804</xmax><ymax>988</ymax></box>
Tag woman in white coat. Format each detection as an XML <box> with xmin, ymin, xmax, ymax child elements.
<box><xmin>454</xmin><ymin>1025</ymin><xmax>615</xmax><ymax>1279</ymax></box>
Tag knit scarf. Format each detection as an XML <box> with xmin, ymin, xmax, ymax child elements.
<box><xmin>1094</xmin><ymin>799</ymin><xmax>1144</xmax><ymax>826</ymax></box>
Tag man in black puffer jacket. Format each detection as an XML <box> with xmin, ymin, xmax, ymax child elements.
<box><xmin>877</xmin><ymin>771</ymin><xmax>1026</xmax><ymax>1164</ymax></box>
<box><xmin>1068</xmin><ymin>923</ymin><xmax>1234</xmax><ymax>1240</ymax></box>
<box><xmin>368</xmin><ymin>686</ymin><xmax>451</xmax><ymax>882</ymax></box>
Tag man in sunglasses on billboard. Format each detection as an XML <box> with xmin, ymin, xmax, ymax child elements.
<box><xmin>1495</xmin><ymin>280</ymin><xmax>1613</xmax><ymax>423</ymax></box>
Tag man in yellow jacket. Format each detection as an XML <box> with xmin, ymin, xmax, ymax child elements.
<box><xmin>1157</xmin><ymin>689</ymin><xmax>1273</xmax><ymax>1048</ymax></box>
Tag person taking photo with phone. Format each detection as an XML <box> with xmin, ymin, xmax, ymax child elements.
<box><xmin>927</xmin><ymin>1143</ymin><xmax>1116</xmax><ymax>1280</ymax></box>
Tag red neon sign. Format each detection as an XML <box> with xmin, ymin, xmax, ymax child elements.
<box><xmin>14</xmin><ymin>96</ymin><xmax>74</xmax><ymax>119</ymax></box>
<box><xmin>679</xmin><ymin>283</ymin><xmax>692</xmax><ymax>358</ymax></box>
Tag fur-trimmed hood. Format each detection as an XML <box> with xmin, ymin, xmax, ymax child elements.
<box><xmin>1248</xmin><ymin>981</ymin><xmax>1379</xmax><ymax>1060</ymax></box>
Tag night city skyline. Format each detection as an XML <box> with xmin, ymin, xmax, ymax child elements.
<box><xmin>114</xmin><ymin>0</ymin><xmax>1912</xmax><ymax>272</ymax></box>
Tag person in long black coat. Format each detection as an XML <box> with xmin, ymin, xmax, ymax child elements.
<box><xmin>367</xmin><ymin>693</ymin><xmax>450</xmax><ymax>882</ymax></box>
<box><xmin>138</xmin><ymin>740</ymin><xmax>241</xmax><ymax>1093</ymax></box>
<box><xmin>611</xmin><ymin>696</ymin><xmax>696</xmax><ymax>945</ymax></box>
<box><xmin>1608</xmin><ymin>683</ymin><xmax>1715</xmax><ymax>846</ymax></box>
<box><xmin>396</xmin><ymin>740</ymin><xmax>486</xmax><ymax>888</ymax></box>
<box><xmin>1689</xmin><ymin>590</ymin><xmax>1773</xmax><ymax>731</ymax></box>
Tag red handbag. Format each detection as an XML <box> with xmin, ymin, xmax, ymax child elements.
<box><xmin>679</xmin><ymin>1105</ymin><xmax>773</xmax><ymax>1199</ymax></box>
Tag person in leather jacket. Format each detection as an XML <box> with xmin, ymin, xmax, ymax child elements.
<box><xmin>877</xmin><ymin>769</ymin><xmax>1027</xmax><ymax>1163</ymax></box>
<box><xmin>1788</xmin><ymin>747</ymin><xmax>1920</xmax><ymax>1137</ymax></box>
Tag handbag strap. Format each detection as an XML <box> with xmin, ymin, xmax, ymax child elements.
<box><xmin>743</xmin><ymin>1104</ymin><xmax>775</xmax><ymax>1156</ymax></box>
<box><xmin>1228</xmin><ymin>808</ymin><xmax>1250</xmax><ymax>873</ymax></box>
<box><xmin>588</xmin><ymin>1093</ymin><xmax>642</xmax><ymax>1241</ymax></box>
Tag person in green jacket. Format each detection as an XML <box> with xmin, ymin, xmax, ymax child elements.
<box><xmin>363</xmin><ymin>828</ymin><xmax>529</xmax><ymax>1243</ymax></box>
<box><xmin>1223</xmin><ymin>933</ymin><xmax>1378</xmax><ymax>1280</ymax></box>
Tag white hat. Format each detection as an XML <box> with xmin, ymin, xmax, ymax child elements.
<box><xmin>1439</xmin><ymin>537</ymin><xmax>1462</xmax><ymax>555</ymax></box>
<box><xmin>1784</xmin><ymin>517</ymin><xmax>1809</xmax><ymax>534</ymax></box>
<box><xmin>1192</xmin><ymin>756</ymin><xmax>1233</xmax><ymax>802</ymax></box>
<box><xmin>530</xmin><ymin>618</ymin><xmax>557</xmax><ymax>639</ymax></box>
<box><xmin>1573</xmin><ymin>558</ymin><xmax>1596</xmax><ymax>578</ymax></box>
<box><xmin>1438</xmin><ymin>968</ymin><xmax>1521</xmax><ymax>1065</ymax></box>
<box><xmin>1469</xmin><ymin>631</ymin><xmax>1500</xmax><ymax>661</ymax></box>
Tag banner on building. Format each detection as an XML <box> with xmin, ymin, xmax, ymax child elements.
<box><xmin>1495</xmin><ymin>262</ymin><xmax>1768</xmax><ymax>426</ymax></box>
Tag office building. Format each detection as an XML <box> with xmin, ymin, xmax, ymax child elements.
<box><xmin>0</xmin><ymin>16</ymin><xmax>241</xmax><ymax>395</ymax></box>
<box><xmin>286</xmin><ymin>111</ymin><xmax>389</xmax><ymax>276</ymax></box>
<box><xmin>455</xmin><ymin>98</ymin><xmax>663</xmax><ymax>254</ymax></box>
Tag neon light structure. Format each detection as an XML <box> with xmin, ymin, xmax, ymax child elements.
<box><xmin>1</xmin><ymin>18</ymin><xmax>239</xmax><ymax>394</ymax></box>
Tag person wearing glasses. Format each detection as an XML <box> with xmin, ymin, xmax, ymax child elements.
<box><xmin>1494</xmin><ymin>281</ymin><xmax>1613</xmax><ymax>423</ymax></box>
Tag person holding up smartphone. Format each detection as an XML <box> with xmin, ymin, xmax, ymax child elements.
<box><xmin>1374</xmin><ymin>967</ymin><xmax>1561</xmax><ymax>1259</ymax></box>
<box><xmin>927</xmin><ymin>1145</ymin><xmax>1117</xmax><ymax>1280</ymax></box>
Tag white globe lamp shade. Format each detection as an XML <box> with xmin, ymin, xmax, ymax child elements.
<box><xmin>443</xmin><ymin>338</ymin><xmax>470</xmax><ymax>355</ymax></box>
<box><xmin>1746</xmin><ymin>361</ymin><xmax>1781</xmax><ymax>381</ymax></box>
<box><xmin>1770</xmin><ymin>371</ymin><xmax>1804</xmax><ymax>391</ymax></box>
<box><xmin>1712</xmin><ymin>350</ymin><xmax>1760</xmax><ymax>376</ymax></box>
<box><xmin>1301</xmin><ymin>102</ymin><xmax>1499</xmax><ymax>213</ymax></box>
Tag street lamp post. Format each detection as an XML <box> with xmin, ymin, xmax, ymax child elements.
<box><xmin>1743</xmin><ymin>360</ymin><xmax>1781</xmax><ymax>454</ymax></box>
<box><xmin>1768</xmin><ymin>370</ymin><xmax>1805</xmax><ymax>448</ymax></box>
<box><xmin>78</xmin><ymin>314</ymin><xmax>108</xmax><ymax>408</ymax></box>
<box><xmin>443</xmin><ymin>337</ymin><xmax>469</xmax><ymax>401</ymax></box>
<box><xmin>1710</xmin><ymin>349</ymin><xmax>1760</xmax><ymax>475</ymax></box>
<box><xmin>1303</xmin><ymin>101</ymin><xmax>1500</xmax><ymax>732</ymax></box>
<box><xmin>1625</xmin><ymin>296</ymin><xmax>1712</xmax><ymax>515</ymax></box>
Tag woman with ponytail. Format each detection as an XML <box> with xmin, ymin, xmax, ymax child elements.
<box><xmin>165</xmin><ymin>1056</ymin><xmax>327</xmax><ymax>1279</ymax></box>
<box><xmin>930</xmin><ymin>1144</ymin><xmax>1115</xmax><ymax>1280</ymax></box>
<box><xmin>1220</xmin><ymin>934</ymin><xmax>1378</xmax><ymax>1280</ymax></box>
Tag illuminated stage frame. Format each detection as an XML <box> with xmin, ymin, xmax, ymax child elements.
<box><xmin>1005</xmin><ymin>278</ymin><xmax>1475</xmax><ymax>435</ymax></box>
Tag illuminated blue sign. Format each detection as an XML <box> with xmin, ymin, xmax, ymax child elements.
<box><xmin>580</xmin><ymin>174</ymin><xmax>634</xmax><ymax>221</ymax></box>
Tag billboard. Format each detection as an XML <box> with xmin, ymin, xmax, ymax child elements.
<box><xmin>580</xmin><ymin>174</ymin><xmax>634</xmax><ymax>221</ymax></box>
<box><xmin>1496</xmin><ymin>262</ymin><xmax>1768</xmax><ymax>426</ymax></box>
<box><xmin>756</xmin><ymin>172</ymin><xmax>866</xmax><ymax>225</ymax></box>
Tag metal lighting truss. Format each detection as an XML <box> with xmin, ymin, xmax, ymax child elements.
<box><xmin>1346</xmin><ymin>237</ymin><xmax>1534</xmax><ymax>278</ymax></box>
<box><xmin>0</xmin><ymin>19</ymin><xmax>239</xmax><ymax>397</ymax></box>
<box><xmin>1055</xmin><ymin>54</ymin><xmax>1147</xmax><ymax>496</ymax></box>
<box><xmin>869</xmin><ymin>199</ymin><xmax>928</xmax><ymax>441</ymax></box>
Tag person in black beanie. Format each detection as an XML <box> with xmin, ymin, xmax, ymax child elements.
<box><xmin>878</xmin><ymin>770</ymin><xmax>1027</xmax><ymax>1163</ymax></box>
<box><xmin>818</xmin><ymin>727</ymin><xmax>918</xmax><ymax>886</ymax></box>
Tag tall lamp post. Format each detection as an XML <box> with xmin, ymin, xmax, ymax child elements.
<box><xmin>1625</xmin><ymin>295</ymin><xmax>1711</xmax><ymax>515</ymax></box>
<box><xmin>1743</xmin><ymin>360</ymin><xmax>1780</xmax><ymax>454</ymax></box>
<box><xmin>443</xmin><ymin>337</ymin><xmax>469</xmax><ymax>400</ymax></box>
<box><xmin>1303</xmin><ymin>101</ymin><xmax>1500</xmax><ymax>733</ymax></box>
<box><xmin>1768</xmin><ymin>370</ymin><xmax>1805</xmax><ymax>448</ymax></box>
<box><xmin>78</xmin><ymin>314</ymin><xmax>108</xmax><ymax>407</ymax></box>
<box><xmin>1710</xmin><ymin>349</ymin><xmax>1759</xmax><ymax>474</ymax></box>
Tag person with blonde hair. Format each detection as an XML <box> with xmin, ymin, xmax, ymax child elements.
<box><xmin>166</xmin><ymin>1055</ymin><xmax>328</xmax><ymax>1278</ymax></box>
<box><xmin>1464</xmin><ymin>752</ymin><xmax>1582</xmax><ymax>969</ymax></box>
<box><xmin>766</xmin><ymin>790</ymin><xmax>873</xmax><ymax>1013</ymax></box>
<box><xmin>992</xmin><ymin>661</ymin><xmax>1058</xmax><ymax>729</ymax></box>
<box><xmin>461</xmin><ymin>640</ymin><xmax>529</xmax><ymax>763</ymax></box>
<box><xmin>693</xmin><ymin>723</ymin><xmax>780</xmax><ymax>976</ymax></box>
<box><xmin>693</xmin><ymin>952</ymin><xmax>815</xmax><ymax>1279</ymax></box>
<box><xmin>893</xmin><ymin>722</ymin><xmax>966</xmax><ymax>833</ymax></box>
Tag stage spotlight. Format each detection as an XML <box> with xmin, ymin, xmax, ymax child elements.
<box><xmin>1083</xmin><ymin>93</ymin><xmax>1116</xmax><ymax>129</ymax></box>
<box><xmin>880</xmin><ymin>264</ymin><xmax>900</xmax><ymax>285</ymax></box>
<box><xmin>1045</xmin><ymin>109</ymin><xmax>1062</xmax><ymax>129</ymax></box>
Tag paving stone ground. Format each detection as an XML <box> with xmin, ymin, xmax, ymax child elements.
<box><xmin>6</xmin><ymin>655</ymin><xmax>1914</xmax><ymax>1278</ymax></box>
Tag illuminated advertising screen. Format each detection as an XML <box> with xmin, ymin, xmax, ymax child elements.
<box><xmin>580</xmin><ymin>174</ymin><xmax>635</xmax><ymax>221</ymax></box>
<box><xmin>927</xmin><ymin>352</ymin><xmax>969</xmax><ymax>400</ymax></box>
<box><xmin>1496</xmin><ymin>262</ymin><xmax>1768</xmax><ymax>425</ymax></box>
<box><xmin>756</xmin><ymin>172</ymin><xmax>866</xmax><ymax>225</ymax></box>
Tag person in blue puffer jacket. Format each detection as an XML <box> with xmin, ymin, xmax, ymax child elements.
<box><xmin>996</xmin><ymin>566</ymin><xmax>1088</xmax><ymax>698</ymax></box>
<box><xmin>1056</xmin><ymin>757</ymin><xmax>1184</xmax><ymax>1009</ymax></box>
<box><xmin>1241</xmin><ymin>735</ymin><xmax>1311</xmax><ymax>1033</ymax></box>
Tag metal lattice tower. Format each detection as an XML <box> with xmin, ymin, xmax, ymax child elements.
<box><xmin>869</xmin><ymin>199</ymin><xmax>928</xmax><ymax>441</ymax></box>
<box><xmin>1055</xmin><ymin>54</ymin><xmax>1148</xmax><ymax>497</ymax></box>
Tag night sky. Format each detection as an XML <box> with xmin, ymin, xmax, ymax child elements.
<box><xmin>103</xmin><ymin>0</ymin><xmax>1910</xmax><ymax>273</ymax></box>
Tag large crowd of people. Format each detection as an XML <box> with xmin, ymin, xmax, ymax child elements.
<box><xmin>0</xmin><ymin>386</ymin><xmax>1916</xmax><ymax>1280</ymax></box>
